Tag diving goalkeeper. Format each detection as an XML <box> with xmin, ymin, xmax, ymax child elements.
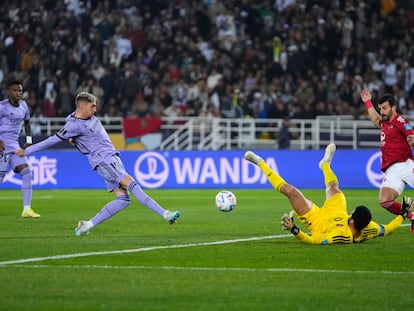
<box><xmin>244</xmin><ymin>144</ymin><xmax>412</xmax><ymax>244</ymax></box>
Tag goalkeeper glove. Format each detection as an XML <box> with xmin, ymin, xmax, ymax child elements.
<box><xmin>401</xmin><ymin>196</ymin><xmax>413</xmax><ymax>219</ymax></box>
<box><xmin>281</xmin><ymin>211</ymin><xmax>299</xmax><ymax>235</ymax></box>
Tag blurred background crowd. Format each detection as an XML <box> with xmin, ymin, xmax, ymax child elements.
<box><xmin>1</xmin><ymin>0</ymin><xmax>414</xmax><ymax>124</ymax></box>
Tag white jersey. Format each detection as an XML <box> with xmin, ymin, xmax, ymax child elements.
<box><xmin>0</xmin><ymin>98</ymin><xmax>30</xmax><ymax>152</ymax></box>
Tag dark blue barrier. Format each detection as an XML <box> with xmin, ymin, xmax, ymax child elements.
<box><xmin>2</xmin><ymin>149</ymin><xmax>383</xmax><ymax>189</ymax></box>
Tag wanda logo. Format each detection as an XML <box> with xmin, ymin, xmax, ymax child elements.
<box><xmin>366</xmin><ymin>151</ymin><xmax>383</xmax><ymax>188</ymax></box>
<box><xmin>133</xmin><ymin>152</ymin><xmax>169</xmax><ymax>188</ymax></box>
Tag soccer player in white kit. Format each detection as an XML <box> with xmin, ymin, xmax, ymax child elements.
<box><xmin>16</xmin><ymin>92</ymin><xmax>179</xmax><ymax>236</ymax></box>
<box><xmin>0</xmin><ymin>80</ymin><xmax>40</xmax><ymax>218</ymax></box>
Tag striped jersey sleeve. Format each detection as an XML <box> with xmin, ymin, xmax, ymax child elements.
<box><xmin>353</xmin><ymin>215</ymin><xmax>404</xmax><ymax>243</ymax></box>
<box><xmin>293</xmin><ymin>228</ymin><xmax>353</xmax><ymax>245</ymax></box>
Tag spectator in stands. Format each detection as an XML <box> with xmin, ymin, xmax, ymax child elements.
<box><xmin>57</xmin><ymin>82</ymin><xmax>74</xmax><ymax>117</ymax></box>
<box><xmin>250</xmin><ymin>92</ymin><xmax>267</xmax><ymax>118</ymax></box>
<box><xmin>277</xmin><ymin>116</ymin><xmax>291</xmax><ymax>150</ymax></box>
<box><xmin>43</xmin><ymin>89</ymin><xmax>57</xmax><ymax>117</ymax></box>
<box><xmin>0</xmin><ymin>0</ymin><xmax>413</xmax><ymax>123</ymax></box>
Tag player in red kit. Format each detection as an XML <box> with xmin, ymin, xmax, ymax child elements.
<box><xmin>360</xmin><ymin>88</ymin><xmax>414</xmax><ymax>232</ymax></box>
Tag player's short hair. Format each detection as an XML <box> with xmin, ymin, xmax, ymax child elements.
<box><xmin>351</xmin><ymin>205</ymin><xmax>372</xmax><ymax>231</ymax></box>
<box><xmin>75</xmin><ymin>92</ymin><xmax>97</xmax><ymax>104</ymax></box>
<box><xmin>7</xmin><ymin>79</ymin><xmax>23</xmax><ymax>88</ymax></box>
<box><xmin>378</xmin><ymin>94</ymin><xmax>396</xmax><ymax>107</ymax></box>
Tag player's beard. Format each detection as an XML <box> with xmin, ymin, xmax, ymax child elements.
<box><xmin>381</xmin><ymin>112</ymin><xmax>392</xmax><ymax>121</ymax></box>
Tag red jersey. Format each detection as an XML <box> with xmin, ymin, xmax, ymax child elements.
<box><xmin>379</xmin><ymin>114</ymin><xmax>414</xmax><ymax>171</ymax></box>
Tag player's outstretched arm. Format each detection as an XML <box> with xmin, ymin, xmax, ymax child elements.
<box><xmin>14</xmin><ymin>148</ymin><xmax>25</xmax><ymax>157</ymax></box>
<box><xmin>281</xmin><ymin>212</ymin><xmax>354</xmax><ymax>245</ymax></box>
<box><xmin>16</xmin><ymin>135</ymin><xmax>63</xmax><ymax>157</ymax></box>
<box><xmin>377</xmin><ymin>215</ymin><xmax>405</xmax><ymax>237</ymax></box>
<box><xmin>281</xmin><ymin>212</ymin><xmax>321</xmax><ymax>244</ymax></box>
<box><xmin>360</xmin><ymin>88</ymin><xmax>381</xmax><ymax>128</ymax></box>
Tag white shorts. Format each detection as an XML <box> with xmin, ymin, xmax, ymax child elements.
<box><xmin>0</xmin><ymin>152</ymin><xmax>29</xmax><ymax>173</ymax></box>
<box><xmin>94</xmin><ymin>154</ymin><xmax>128</xmax><ymax>192</ymax></box>
<box><xmin>382</xmin><ymin>159</ymin><xmax>414</xmax><ymax>195</ymax></box>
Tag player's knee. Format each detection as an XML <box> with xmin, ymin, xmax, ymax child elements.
<box><xmin>325</xmin><ymin>182</ymin><xmax>341</xmax><ymax>197</ymax></box>
<box><xmin>118</xmin><ymin>194</ymin><xmax>131</xmax><ymax>208</ymax></box>
<box><xmin>282</xmin><ymin>184</ymin><xmax>299</xmax><ymax>196</ymax></box>
<box><xmin>20</xmin><ymin>167</ymin><xmax>31</xmax><ymax>176</ymax></box>
<box><xmin>121</xmin><ymin>175</ymin><xmax>133</xmax><ymax>187</ymax></box>
<box><xmin>14</xmin><ymin>164</ymin><xmax>29</xmax><ymax>174</ymax></box>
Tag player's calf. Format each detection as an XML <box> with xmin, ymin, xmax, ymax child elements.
<box><xmin>380</xmin><ymin>200</ymin><xmax>402</xmax><ymax>215</ymax></box>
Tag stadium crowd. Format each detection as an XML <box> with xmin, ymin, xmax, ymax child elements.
<box><xmin>1</xmin><ymin>0</ymin><xmax>414</xmax><ymax>124</ymax></box>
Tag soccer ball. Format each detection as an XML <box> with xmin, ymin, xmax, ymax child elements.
<box><xmin>215</xmin><ymin>190</ymin><xmax>237</xmax><ymax>212</ymax></box>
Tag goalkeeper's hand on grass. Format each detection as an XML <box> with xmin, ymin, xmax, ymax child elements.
<box><xmin>281</xmin><ymin>211</ymin><xmax>300</xmax><ymax>235</ymax></box>
<box><xmin>281</xmin><ymin>211</ymin><xmax>294</xmax><ymax>230</ymax></box>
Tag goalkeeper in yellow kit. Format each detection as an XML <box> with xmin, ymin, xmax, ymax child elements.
<box><xmin>244</xmin><ymin>144</ymin><xmax>412</xmax><ymax>245</ymax></box>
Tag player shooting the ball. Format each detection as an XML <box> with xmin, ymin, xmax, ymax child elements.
<box><xmin>15</xmin><ymin>91</ymin><xmax>180</xmax><ymax>236</ymax></box>
<box><xmin>244</xmin><ymin>144</ymin><xmax>412</xmax><ymax>244</ymax></box>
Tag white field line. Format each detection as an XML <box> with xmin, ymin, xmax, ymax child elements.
<box><xmin>0</xmin><ymin>195</ymin><xmax>55</xmax><ymax>200</ymax></box>
<box><xmin>1</xmin><ymin>228</ymin><xmax>413</xmax><ymax>276</ymax></box>
<box><xmin>0</xmin><ymin>234</ymin><xmax>290</xmax><ymax>266</ymax></box>
<box><xmin>6</xmin><ymin>264</ymin><xmax>414</xmax><ymax>275</ymax></box>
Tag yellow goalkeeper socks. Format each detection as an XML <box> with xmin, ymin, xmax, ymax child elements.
<box><xmin>320</xmin><ymin>162</ymin><xmax>338</xmax><ymax>187</ymax></box>
<box><xmin>258</xmin><ymin>161</ymin><xmax>287</xmax><ymax>192</ymax></box>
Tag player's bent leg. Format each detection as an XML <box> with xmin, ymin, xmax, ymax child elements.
<box><xmin>279</xmin><ymin>183</ymin><xmax>313</xmax><ymax>216</ymax></box>
<box><xmin>379</xmin><ymin>187</ymin><xmax>401</xmax><ymax>215</ymax></box>
<box><xmin>74</xmin><ymin>193</ymin><xmax>131</xmax><ymax>236</ymax></box>
<box><xmin>319</xmin><ymin>144</ymin><xmax>339</xmax><ymax>191</ymax></box>
<box><xmin>91</xmin><ymin>194</ymin><xmax>131</xmax><ymax>226</ymax></box>
<box><xmin>380</xmin><ymin>200</ymin><xmax>402</xmax><ymax>215</ymax></box>
<box><xmin>123</xmin><ymin>177</ymin><xmax>181</xmax><ymax>224</ymax></box>
<box><xmin>244</xmin><ymin>151</ymin><xmax>287</xmax><ymax>191</ymax></box>
<box><xmin>319</xmin><ymin>143</ymin><xmax>336</xmax><ymax>169</ymax></box>
<box><xmin>325</xmin><ymin>181</ymin><xmax>342</xmax><ymax>199</ymax></box>
<box><xmin>127</xmin><ymin>179</ymin><xmax>165</xmax><ymax>215</ymax></box>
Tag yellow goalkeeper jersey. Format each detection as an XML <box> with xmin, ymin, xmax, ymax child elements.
<box><xmin>353</xmin><ymin>215</ymin><xmax>404</xmax><ymax>243</ymax></box>
<box><xmin>294</xmin><ymin>192</ymin><xmax>405</xmax><ymax>245</ymax></box>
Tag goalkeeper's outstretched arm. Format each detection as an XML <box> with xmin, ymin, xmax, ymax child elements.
<box><xmin>379</xmin><ymin>215</ymin><xmax>405</xmax><ymax>237</ymax></box>
<box><xmin>281</xmin><ymin>211</ymin><xmax>321</xmax><ymax>244</ymax></box>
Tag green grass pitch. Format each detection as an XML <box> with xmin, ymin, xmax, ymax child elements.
<box><xmin>1</xmin><ymin>188</ymin><xmax>414</xmax><ymax>311</ymax></box>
